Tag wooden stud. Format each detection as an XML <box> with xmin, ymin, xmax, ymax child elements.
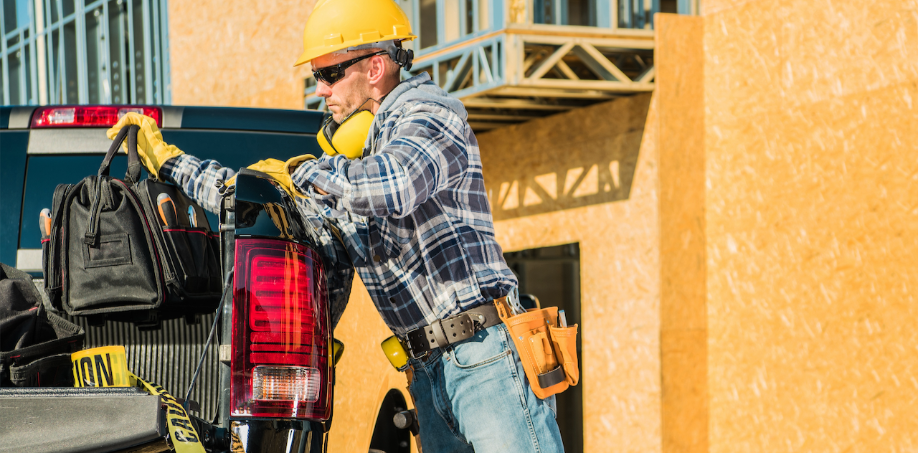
<box><xmin>526</xmin><ymin>42</ymin><xmax>575</xmax><ymax>80</ymax></box>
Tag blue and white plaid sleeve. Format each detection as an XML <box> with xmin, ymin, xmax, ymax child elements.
<box><xmin>159</xmin><ymin>154</ymin><xmax>235</xmax><ymax>214</ymax></box>
<box><xmin>292</xmin><ymin>103</ymin><xmax>468</xmax><ymax>219</ymax></box>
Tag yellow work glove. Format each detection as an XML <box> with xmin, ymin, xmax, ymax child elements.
<box><xmin>227</xmin><ymin>155</ymin><xmax>315</xmax><ymax>198</ymax></box>
<box><xmin>106</xmin><ymin>112</ymin><xmax>184</xmax><ymax>179</ymax></box>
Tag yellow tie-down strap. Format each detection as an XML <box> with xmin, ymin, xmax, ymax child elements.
<box><xmin>130</xmin><ymin>372</ymin><xmax>205</xmax><ymax>453</ymax></box>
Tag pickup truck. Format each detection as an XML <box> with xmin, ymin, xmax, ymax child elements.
<box><xmin>0</xmin><ymin>105</ymin><xmax>413</xmax><ymax>453</ymax></box>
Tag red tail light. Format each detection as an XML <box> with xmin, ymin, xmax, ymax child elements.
<box><xmin>231</xmin><ymin>238</ymin><xmax>332</xmax><ymax>420</ymax></box>
<box><xmin>30</xmin><ymin>106</ymin><xmax>162</xmax><ymax>128</ymax></box>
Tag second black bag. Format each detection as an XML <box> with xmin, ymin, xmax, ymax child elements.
<box><xmin>43</xmin><ymin>125</ymin><xmax>222</xmax><ymax>322</ymax></box>
<box><xmin>0</xmin><ymin>262</ymin><xmax>84</xmax><ymax>387</ymax></box>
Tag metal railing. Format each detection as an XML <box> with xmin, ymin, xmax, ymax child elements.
<box><xmin>402</xmin><ymin>0</ymin><xmax>699</xmax><ymax>55</ymax></box>
<box><xmin>305</xmin><ymin>0</ymin><xmax>695</xmax><ymax>108</ymax></box>
<box><xmin>1</xmin><ymin>0</ymin><xmax>170</xmax><ymax>106</ymax></box>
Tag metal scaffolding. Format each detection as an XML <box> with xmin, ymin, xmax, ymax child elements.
<box><xmin>1</xmin><ymin>0</ymin><xmax>170</xmax><ymax>106</ymax></box>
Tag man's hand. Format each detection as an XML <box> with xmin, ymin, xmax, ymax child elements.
<box><xmin>244</xmin><ymin>155</ymin><xmax>316</xmax><ymax>198</ymax></box>
<box><xmin>106</xmin><ymin>112</ymin><xmax>184</xmax><ymax>179</ymax></box>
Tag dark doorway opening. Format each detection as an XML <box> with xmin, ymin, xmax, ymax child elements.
<box><xmin>504</xmin><ymin>243</ymin><xmax>583</xmax><ymax>453</ymax></box>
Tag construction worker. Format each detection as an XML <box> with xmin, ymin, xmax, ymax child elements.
<box><xmin>107</xmin><ymin>0</ymin><xmax>564</xmax><ymax>451</ymax></box>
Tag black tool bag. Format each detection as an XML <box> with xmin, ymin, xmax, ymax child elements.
<box><xmin>0</xmin><ymin>263</ymin><xmax>84</xmax><ymax>387</ymax></box>
<box><xmin>42</xmin><ymin>125</ymin><xmax>222</xmax><ymax>323</ymax></box>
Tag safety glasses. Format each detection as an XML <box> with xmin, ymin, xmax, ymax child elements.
<box><xmin>312</xmin><ymin>51</ymin><xmax>387</xmax><ymax>86</ymax></box>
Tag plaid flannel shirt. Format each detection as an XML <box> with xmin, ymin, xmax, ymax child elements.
<box><xmin>163</xmin><ymin>73</ymin><xmax>516</xmax><ymax>336</ymax></box>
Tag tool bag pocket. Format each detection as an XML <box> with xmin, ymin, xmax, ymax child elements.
<box><xmin>160</xmin><ymin>228</ymin><xmax>220</xmax><ymax>295</ymax></box>
<box><xmin>497</xmin><ymin>303</ymin><xmax>571</xmax><ymax>399</ymax></box>
<box><xmin>64</xmin><ymin>177</ymin><xmax>162</xmax><ymax>314</ymax></box>
<box><xmin>9</xmin><ymin>353</ymin><xmax>76</xmax><ymax>387</ymax></box>
<box><xmin>141</xmin><ymin>181</ymin><xmax>222</xmax><ymax>307</ymax></box>
<box><xmin>1</xmin><ymin>262</ymin><xmax>85</xmax><ymax>387</ymax></box>
<box><xmin>549</xmin><ymin>324</ymin><xmax>579</xmax><ymax>386</ymax></box>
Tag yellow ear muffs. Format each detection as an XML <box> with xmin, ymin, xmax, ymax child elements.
<box><xmin>318</xmin><ymin>110</ymin><xmax>374</xmax><ymax>159</ymax></box>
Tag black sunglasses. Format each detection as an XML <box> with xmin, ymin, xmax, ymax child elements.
<box><xmin>312</xmin><ymin>51</ymin><xmax>387</xmax><ymax>86</ymax></box>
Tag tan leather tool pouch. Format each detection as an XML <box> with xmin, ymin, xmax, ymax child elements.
<box><xmin>495</xmin><ymin>298</ymin><xmax>580</xmax><ymax>399</ymax></box>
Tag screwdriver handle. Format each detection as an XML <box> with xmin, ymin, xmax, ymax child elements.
<box><xmin>187</xmin><ymin>205</ymin><xmax>197</xmax><ymax>228</ymax></box>
<box><xmin>40</xmin><ymin>208</ymin><xmax>52</xmax><ymax>240</ymax></box>
<box><xmin>156</xmin><ymin>193</ymin><xmax>177</xmax><ymax>228</ymax></box>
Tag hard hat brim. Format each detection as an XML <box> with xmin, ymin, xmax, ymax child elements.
<box><xmin>294</xmin><ymin>35</ymin><xmax>416</xmax><ymax>67</ymax></box>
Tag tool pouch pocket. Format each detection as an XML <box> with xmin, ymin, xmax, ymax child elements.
<box><xmin>549</xmin><ymin>325</ymin><xmax>579</xmax><ymax>386</ymax></box>
<box><xmin>496</xmin><ymin>300</ymin><xmax>578</xmax><ymax>399</ymax></box>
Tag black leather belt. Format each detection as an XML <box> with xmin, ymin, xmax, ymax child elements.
<box><xmin>403</xmin><ymin>304</ymin><xmax>501</xmax><ymax>360</ymax></box>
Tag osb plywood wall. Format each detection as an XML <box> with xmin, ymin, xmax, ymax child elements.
<box><xmin>326</xmin><ymin>278</ymin><xmax>417</xmax><ymax>452</ymax></box>
<box><xmin>168</xmin><ymin>0</ymin><xmax>315</xmax><ymax>108</ymax></box>
<box><xmin>655</xmin><ymin>14</ymin><xmax>707</xmax><ymax>453</ymax></box>
<box><xmin>699</xmin><ymin>0</ymin><xmax>918</xmax><ymax>451</ymax></box>
<box><xmin>477</xmin><ymin>93</ymin><xmax>661</xmax><ymax>452</ymax></box>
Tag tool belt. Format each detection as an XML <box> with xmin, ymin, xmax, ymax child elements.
<box><xmin>403</xmin><ymin>304</ymin><xmax>502</xmax><ymax>359</ymax></box>
<box><xmin>494</xmin><ymin>296</ymin><xmax>580</xmax><ymax>399</ymax></box>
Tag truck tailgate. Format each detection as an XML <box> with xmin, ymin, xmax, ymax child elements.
<box><xmin>0</xmin><ymin>387</ymin><xmax>169</xmax><ymax>453</ymax></box>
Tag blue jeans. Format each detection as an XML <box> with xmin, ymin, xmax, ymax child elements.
<box><xmin>406</xmin><ymin>323</ymin><xmax>565</xmax><ymax>453</ymax></box>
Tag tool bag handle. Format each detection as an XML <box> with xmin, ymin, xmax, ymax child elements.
<box><xmin>83</xmin><ymin>125</ymin><xmax>142</xmax><ymax>245</ymax></box>
<box><xmin>98</xmin><ymin>124</ymin><xmax>143</xmax><ymax>184</ymax></box>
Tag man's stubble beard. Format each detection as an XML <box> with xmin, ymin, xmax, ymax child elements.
<box><xmin>333</xmin><ymin>74</ymin><xmax>372</xmax><ymax>124</ymax></box>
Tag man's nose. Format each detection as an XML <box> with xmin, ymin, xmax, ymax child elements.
<box><xmin>315</xmin><ymin>79</ymin><xmax>332</xmax><ymax>98</ymax></box>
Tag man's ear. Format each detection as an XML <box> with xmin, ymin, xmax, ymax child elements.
<box><xmin>366</xmin><ymin>55</ymin><xmax>388</xmax><ymax>86</ymax></box>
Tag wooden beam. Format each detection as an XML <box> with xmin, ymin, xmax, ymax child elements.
<box><xmin>636</xmin><ymin>66</ymin><xmax>656</xmax><ymax>83</ymax></box>
<box><xmin>517</xmin><ymin>33</ymin><xmax>656</xmax><ymax>50</ymax></box>
<box><xmin>443</xmin><ymin>51</ymin><xmax>473</xmax><ymax>92</ymax></box>
<box><xmin>522</xmin><ymin>52</ymin><xmax>539</xmax><ymax>73</ymax></box>
<box><xmin>526</xmin><ymin>42</ymin><xmax>575</xmax><ymax>81</ymax></box>
<box><xmin>505</xmin><ymin>24</ymin><xmax>655</xmax><ymax>45</ymax></box>
<box><xmin>478</xmin><ymin>47</ymin><xmax>495</xmax><ymax>83</ymax></box>
<box><xmin>577</xmin><ymin>43</ymin><xmax>632</xmax><ymax>82</ymax></box>
<box><xmin>555</xmin><ymin>59</ymin><xmax>580</xmax><ymax>80</ymax></box>
<box><xmin>462</xmin><ymin>98</ymin><xmax>574</xmax><ymax>111</ymax></box>
<box><xmin>468</xmin><ymin>121</ymin><xmax>509</xmax><ymax>131</ymax></box>
<box><xmin>489</xmin><ymin>87</ymin><xmax>617</xmax><ymax>99</ymax></box>
<box><xmin>467</xmin><ymin>112</ymin><xmax>543</xmax><ymax>121</ymax></box>
<box><xmin>519</xmin><ymin>78</ymin><xmax>655</xmax><ymax>92</ymax></box>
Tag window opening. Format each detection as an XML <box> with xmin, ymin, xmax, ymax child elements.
<box><xmin>1</xmin><ymin>0</ymin><xmax>170</xmax><ymax>106</ymax></box>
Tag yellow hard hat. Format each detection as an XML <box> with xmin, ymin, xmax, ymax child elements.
<box><xmin>294</xmin><ymin>0</ymin><xmax>417</xmax><ymax>67</ymax></box>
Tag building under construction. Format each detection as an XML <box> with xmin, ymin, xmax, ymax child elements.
<box><xmin>4</xmin><ymin>0</ymin><xmax>916</xmax><ymax>451</ymax></box>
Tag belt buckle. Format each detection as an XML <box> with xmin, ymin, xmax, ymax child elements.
<box><xmin>410</xmin><ymin>348</ymin><xmax>430</xmax><ymax>361</ymax></box>
<box><xmin>403</xmin><ymin>328</ymin><xmax>431</xmax><ymax>361</ymax></box>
